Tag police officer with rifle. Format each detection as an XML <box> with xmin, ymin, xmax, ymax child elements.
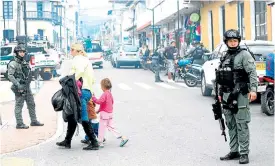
<box><xmin>213</xmin><ymin>29</ymin><xmax>257</xmax><ymax>164</ymax></box>
<box><xmin>7</xmin><ymin>43</ymin><xmax>44</xmax><ymax>129</ymax></box>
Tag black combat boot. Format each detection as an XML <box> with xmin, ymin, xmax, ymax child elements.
<box><xmin>220</xmin><ymin>152</ymin><xmax>240</xmax><ymax>160</ymax></box>
<box><xmin>239</xmin><ymin>154</ymin><xmax>249</xmax><ymax>164</ymax></box>
<box><xmin>30</xmin><ymin>121</ymin><xmax>44</xmax><ymax>126</ymax></box>
<box><xmin>56</xmin><ymin>115</ymin><xmax>77</xmax><ymax>149</ymax></box>
<box><xmin>16</xmin><ymin>123</ymin><xmax>29</xmax><ymax>129</ymax></box>
<box><xmin>56</xmin><ymin>139</ymin><xmax>71</xmax><ymax>149</ymax></box>
<box><xmin>82</xmin><ymin>121</ymin><xmax>99</xmax><ymax>150</ymax></box>
<box><xmin>155</xmin><ymin>78</ymin><xmax>164</xmax><ymax>82</ymax></box>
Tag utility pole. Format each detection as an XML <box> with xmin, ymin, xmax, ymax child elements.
<box><xmin>177</xmin><ymin>0</ymin><xmax>180</xmax><ymax>52</ymax></box>
<box><xmin>147</xmin><ymin>0</ymin><xmax>165</xmax><ymax>53</ymax></box>
<box><xmin>152</xmin><ymin>8</ymin><xmax>155</xmax><ymax>53</ymax></box>
<box><xmin>23</xmin><ymin>0</ymin><xmax>28</xmax><ymax>45</ymax></box>
<box><xmin>59</xmin><ymin>6</ymin><xmax>62</xmax><ymax>50</ymax></box>
<box><xmin>16</xmin><ymin>0</ymin><xmax>21</xmax><ymax>36</ymax></box>
<box><xmin>132</xmin><ymin>9</ymin><xmax>135</xmax><ymax>45</ymax></box>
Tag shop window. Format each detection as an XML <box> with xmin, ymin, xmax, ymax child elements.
<box><xmin>255</xmin><ymin>1</ymin><xmax>267</xmax><ymax>40</ymax></box>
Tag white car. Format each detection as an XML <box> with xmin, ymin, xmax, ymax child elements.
<box><xmin>111</xmin><ymin>45</ymin><xmax>140</xmax><ymax>68</ymax></box>
<box><xmin>201</xmin><ymin>40</ymin><xmax>275</xmax><ymax>96</ymax></box>
<box><xmin>86</xmin><ymin>42</ymin><xmax>104</xmax><ymax>68</ymax></box>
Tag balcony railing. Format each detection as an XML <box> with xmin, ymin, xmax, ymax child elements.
<box><xmin>25</xmin><ymin>11</ymin><xmax>62</xmax><ymax>25</ymax></box>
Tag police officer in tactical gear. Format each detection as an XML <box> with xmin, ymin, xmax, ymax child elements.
<box><xmin>217</xmin><ymin>29</ymin><xmax>257</xmax><ymax>164</ymax></box>
<box><xmin>7</xmin><ymin>43</ymin><xmax>44</xmax><ymax>129</ymax></box>
<box><xmin>152</xmin><ymin>46</ymin><xmax>164</xmax><ymax>82</ymax></box>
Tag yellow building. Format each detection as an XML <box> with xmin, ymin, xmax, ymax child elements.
<box><xmin>200</xmin><ymin>0</ymin><xmax>273</xmax><ymax>51</ymax></box>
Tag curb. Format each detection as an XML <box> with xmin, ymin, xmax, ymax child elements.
<box><xmin>0</xmin><ymin>111</ymin><xmax>64</xmax><ymax>157</ymax></box>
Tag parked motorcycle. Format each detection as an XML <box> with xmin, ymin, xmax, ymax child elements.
<box><xmin>103</xmin><ymin>49</ymin><xmax>112</xmax><ymax>61</ymax></box>
<box><xmin>259</xmin><ymin>76</ymin><xmax>274</xmax><ymax>116</ymax></box>
<box><xmin>184</xmin><ymin>64</ymin><xmax>203</xmax><ymax>87</ymax></box>
<box><xmin>173</xmin><ymin>58</ymin><xmax>192</xmax><ymax>82</ymax></box>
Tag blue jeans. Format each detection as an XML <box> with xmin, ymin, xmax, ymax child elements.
<box><xmin>80</xmin><ymin>89</ymin><xmax>91</xmax><ymax>122</ymax></box>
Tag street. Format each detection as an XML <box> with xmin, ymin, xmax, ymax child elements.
<box><xmin>1</xmin><ymin>62</ymin><xmax>274</xmax><ymax>166</ymax></box>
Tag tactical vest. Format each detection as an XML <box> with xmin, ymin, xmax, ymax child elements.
<box><xmin>216</xmin><ymin>49</ymin><xmax>249</xmax><ymax>89</ymax></box>
<box><xmin>7</xmin><ymin>57</ymin><xmax>31</xmax><ymax>83</ymax></box>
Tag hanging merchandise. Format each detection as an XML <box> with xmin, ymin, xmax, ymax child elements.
<box><xmin>184</xmin><ymin>12</ymin><xmax>201</xmax><ymax>46</ymax></box>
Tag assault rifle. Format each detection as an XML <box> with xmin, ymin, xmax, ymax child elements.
<box><xmin>212</xmin><ymin>73</ymin><xmax>227</xmax><ymax>142</ymax></box>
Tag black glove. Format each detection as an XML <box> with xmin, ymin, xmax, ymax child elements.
<box><xmin>227</xmin><ymin>84</ymin><xmax>240</xmax><ymax>103</ymax></box>
<box><xmin>17</xmin><ymin>84</ymin><xmax>25</xmax><ymax>91</ymax></box>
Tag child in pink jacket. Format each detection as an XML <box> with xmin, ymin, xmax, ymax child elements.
<box><xmin>92</xmin><ymin>78</ymin><xmax>129</xmax><ymax>148</ymax></box>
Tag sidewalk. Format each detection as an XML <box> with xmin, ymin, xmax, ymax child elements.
<box><xmin>0</xmin><ymin>80</ymin><xmax>44</xmax><ymax>104</ymax></box>
<box><xmin>0</xmin><ymin>80</ymin><xmax>61</xmax><ymax>154</ymax></box>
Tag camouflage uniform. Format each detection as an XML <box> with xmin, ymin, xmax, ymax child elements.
<box><xmin>218</xmin><ymin>29</ymin><xmax>257</xmax><ymax>164</ymax></box>
<box><xmin>7</xmin><ymin>44</ymin><xmax>43</xmax><ymax>129</ymax></box>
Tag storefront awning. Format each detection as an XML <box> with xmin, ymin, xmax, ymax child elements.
<box><xmin>137</xmin><ymin>21</ymin><xmax>151</xmax><ymax>32</ymax></box>
<box><xmin>125</xmin><ymin>25</ymin><xmax>137</xmax><ymax>32</ymax></box>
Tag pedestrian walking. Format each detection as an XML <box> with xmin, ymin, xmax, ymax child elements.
<box><xmin>7</xmin><ymin>43</ymin><xmax>44</xmax><ymax>129</ymax></box>
<box><xmin>92</xmin><ymin>78</ymin><xmax>129</xmax><ymax>148</ymax></box>
<box><xmin>56</xmin><ymin>43</ymin><xmax>99</xmax><ymax>150</ymax></box>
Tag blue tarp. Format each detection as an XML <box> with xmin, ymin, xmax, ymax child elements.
<box><xmin>266</xmin><ymin>52</ymin><xmax>274</xmax><ymax>79</ymax></box>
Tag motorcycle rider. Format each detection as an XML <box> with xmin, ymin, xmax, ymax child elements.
<box><xmin>163</xmin><ymin>41</ymin><xmax>178</xmax><ymax>82</ymax></box>
<box><xmin>7</xmin><ymin>43</ymin><xmax>44</xmax><ymax>129</ymax></box>
<box><xmin>185</xmin><ymin>41</ymin><xmax>209</xmax><ymax>65</ymax></box>
<box><xmin>217</xmin><ymin>29</ymin><xmax>257</xmax><ymax>164</ymax></box>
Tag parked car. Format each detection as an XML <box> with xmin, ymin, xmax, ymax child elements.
<box><xmin>111</xmin><ymin>45</ymin><xmax>140</xmax><ymax>68</ymax></box>
<box><xmin>86</xmin><ymin>42</ymin><xmax>104</xmax><ymax>69</ymax></box>
<box><xmin>200</xmin><ymin>40</ymin><xmax>275</xmax><ymax>96</ymax></box>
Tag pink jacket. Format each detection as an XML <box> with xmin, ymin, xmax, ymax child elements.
<box><xmin>92</xmin><ymin>90</ymin><xmax>114</xmax><ymax>113</ymax></box>
<box><xmin>76</xmin><ymin>80</ymin><xmax>82</xmax><ymax>96</ymax></box>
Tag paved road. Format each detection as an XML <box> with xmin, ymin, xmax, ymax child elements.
<box><xmin>1</xmin><ymin>62</ymin><xmax>274</xmax><ymax>166</ymax></box>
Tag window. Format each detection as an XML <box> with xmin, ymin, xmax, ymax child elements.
<box><xmin>255</xmin><ymin>2</ymin><xmax>267</xmax><ymax>40</ymax></box>
<box><xmin>123</xmin><ymin>45</ymin><xmax>139</xmax><ymax>52</ymax></box>
<box><xmin>86</xmin><ymin>43</ymin><xmax>102</xmax><ymax>53</ymax></box>
<box><xmin>1</xmin><ymin>47</ymin><xmax>12</xmax><ymax>56</ymax></box>
<box><xmin>238</xmin><ymin>2</ymin><xmax>245</xmax><ymax>39</ymax></box>
<box><xmin>37</xmin><ymin>2</ymin><xmax>43</xmax><ymax>18</ymax></box>
<box><xmin>3</xmin><ymin>1</ymin><xmax>13</xmax><ymax>19</ymax></box>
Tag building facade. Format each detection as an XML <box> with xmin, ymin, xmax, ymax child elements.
<box><xmin>200</xmin><ymin>0</ymin><xmax>274</xmax><ymax>51</ymax></box>
<box><xmin>136</xmin><ymin>0</ymin><xmax>201</xmax><ymax>54</ymax></box>
<box><xmin>0</xmin><ymin>0</ymin><xmax>79</xmax><ymax>51</ymax></box>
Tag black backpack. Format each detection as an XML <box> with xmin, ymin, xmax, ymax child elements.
<box><xmin>193</xmin><ymin>46</ymin><xmax>204</xmax><ymax>59</ymax></box>
<box><xmin>4</xmin><ymin>57</ymin><xmax>15</xmax><ymax>81</ymax></box>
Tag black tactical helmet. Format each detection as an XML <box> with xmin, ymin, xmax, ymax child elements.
<box><xmin>223</xmin><ymin>29</ymin><xmax>241</xmax><ymax>43</ymax></box>
<box><xmin>14</xmin><ymin>43</ymin><xmax>26</xmax><ymax>53</ymax></box>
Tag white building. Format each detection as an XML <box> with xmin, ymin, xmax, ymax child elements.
<box><xmin>0</xmin><ymin>0</ymin><xmax>80</xmax><ymax>51</ymax></box>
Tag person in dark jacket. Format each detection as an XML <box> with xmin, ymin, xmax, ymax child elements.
<box><xmin>55</xmin><ymin>43</ymin><xmax>99</xmax><ymax>150</ymax></box>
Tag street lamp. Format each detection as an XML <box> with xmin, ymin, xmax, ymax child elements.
<box><xmin>146</xmin><ymin>0</ymin><xmax>165</xmax><ymax>53</ymax></box>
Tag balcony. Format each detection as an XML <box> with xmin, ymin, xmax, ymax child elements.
<box><xmin>25</xmin><ymin>11</ymin><xmax>62</xmax><ymax>26</ymax></box>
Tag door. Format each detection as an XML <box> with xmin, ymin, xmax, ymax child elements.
<box><xmin>38</xmin><ymin>29</ymin><xmax>44</xmax><ymax>39</ymax></box>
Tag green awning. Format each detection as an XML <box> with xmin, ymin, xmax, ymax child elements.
<box><xmin>125</xmin><ymin>25</ymin><xmax>137</xmax><ymax>32</ymax></box>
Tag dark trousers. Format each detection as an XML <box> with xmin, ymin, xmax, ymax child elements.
<box><xmin>65</xmin><ymin>115</ymin><xmax>97</xmax><ymax>143</ymax></box>
<box><xmin>152</xmin><ymin>61</ymin><xmax>161</xmax><ymax>80</ymax></box>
